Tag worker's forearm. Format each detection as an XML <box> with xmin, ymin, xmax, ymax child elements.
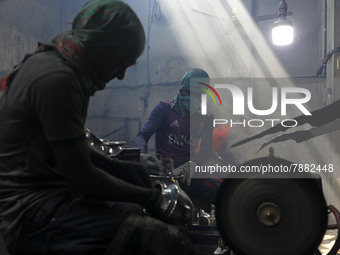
<box><xmin>69</xmin><ymin>166</ymin><xmax>160</xmax><ymax>206</ymax></box>
<box><xmin>52</xmin><ymin>141</ymin><xmax>160</xmax><ymax>207</ymax></box>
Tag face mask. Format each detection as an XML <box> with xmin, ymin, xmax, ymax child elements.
<box><xmin>190</xmin><ymin>96</ymin><xmax>201</xmax><ymax>113</ymax></box>
<box><xmin>177</xmin><ymin>94</ymin><xmax>201</xmax><ymax>115</ymax></box>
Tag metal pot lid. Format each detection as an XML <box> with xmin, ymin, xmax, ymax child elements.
<box><xmin>215</xmin><ymin>157</ymin><xmax>328</xmax><ymax>255</ymax></box>
<box><xmin>104</xmin><ymin>141</ymin><xmax>126</xmax><ymax>146</ymax></box>
<box><xmin>105</xmin><ymin>141</ymin><xmax>126</xmax><ymax>156</ymax></box>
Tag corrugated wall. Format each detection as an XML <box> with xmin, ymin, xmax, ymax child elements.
<box><xmin>0</xmin><ymin>0</ymin><xmax>85</xmax><ymax>76</ymax></box>
<box><xmin>0</xmin><ymin>21</ymin><xmax>39</xmax><ymax>73</ymax></box>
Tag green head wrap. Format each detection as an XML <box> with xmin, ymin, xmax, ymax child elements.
<box><xmin>1</xmin><ymin>0</ymin><xmax>145</xmax><ymax>95</ymax></box>
<box><xmin>180</xmin><ymin>68</ymin><xmax>210</xmax><ymax>93</ymax></box>
<box><xmin>43</xmin><ymin>0</ymin><xmax>145</xmax><ymax>95</ymax></box>
<box><xmin>72</xmin><ymin>0</ymin><xmax>145</xmax><ymax>60</ymax></box>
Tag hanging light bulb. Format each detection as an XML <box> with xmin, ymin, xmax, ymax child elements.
<box><xmin>272</xmin><ymin>0</ymin><xmax>293</xmax><ymax>46</ymax></box>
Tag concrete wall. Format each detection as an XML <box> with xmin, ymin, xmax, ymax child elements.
<box><xmin>0</xmin><ymin>0</ymin><xmax>86</xmax><ymax>78</ymax></box>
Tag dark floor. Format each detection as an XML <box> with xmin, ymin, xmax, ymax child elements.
<box><xmin>0</xmin><ymin>236</ymin><xmax>9</xmax><ymax>255</ymax></box>
<box><xmin>0</xmin><ymin>230</ymin><xmax>338</xmax><ymax>255</ymax></box>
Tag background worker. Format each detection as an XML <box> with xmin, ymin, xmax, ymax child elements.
<box><xmin>134</xmin><ymin>68</ymin><xmax>221</xmax><ymax>212</ymax></box>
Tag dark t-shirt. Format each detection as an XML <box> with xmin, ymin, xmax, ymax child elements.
<box><xmin>0</xmin><ymin>50</ymin><xmax>89</xmax><ymax>246</ymax></box>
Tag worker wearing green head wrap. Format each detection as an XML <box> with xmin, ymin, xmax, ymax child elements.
<box><xmin>0</xmin><ymin>1</ymin><xmax>194</xmax><ymax>254</ymax></box>
<box><xmin>172</xmin><ymin>68</ymin><xmax>210</xmax><ymax>117</ymax></box>
<box><xmin>134</xmin><ymin>68</ymin><xmax>217</xmax><ymax>212</ymax></box>
<box><xmin>1</xmin><ymin>0</ymin><xmax>145</xmax><ymax>95</ymax></box>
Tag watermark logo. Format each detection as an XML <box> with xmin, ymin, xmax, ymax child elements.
<box><xmin>201</xmin><ymin>84</ymin><xmax>311</xmax><ymax>116</ymax></box>
<box><xmin>198</xmin><ymin>82</ymin><xmax>223</xmax><ymax>110</ymax></box>
<box><xmin>198</xmin><ymin>83</ymin><xmax>312</xmax><ymax>128</ymax></box>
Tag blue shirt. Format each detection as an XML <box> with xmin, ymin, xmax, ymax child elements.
<box><xmin>134</xmin><ymin>100</ymin><xmax>213</xmax><ymax>168</ymax></box>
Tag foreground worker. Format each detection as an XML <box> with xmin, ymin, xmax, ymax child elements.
<box><xmin>0</xmin><ymin>0</ymin><xmax>194</xmax><ymax>254</ymax></box>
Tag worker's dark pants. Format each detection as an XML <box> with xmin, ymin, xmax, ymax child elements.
<box><xmin>9</xmin><ymin>196</ymin><xmax>194</xmax><ymax>255</ymax></box>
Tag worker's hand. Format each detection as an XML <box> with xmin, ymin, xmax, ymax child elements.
<box><xmin>139</xmin><ymin>153</ymin><xmax>173</xmax><ymax>176</ymax></box>
<box><xmin>110</xmin><ymin>159</ymin><xmax>152</xmax><ymax>188</ymax></box>
<box><xmin>171</xmin><ymin>161</ymin><xmax>196</xmax><ymax>186</ymax></box>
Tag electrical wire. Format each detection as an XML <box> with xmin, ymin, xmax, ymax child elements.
<box><xmin>316</xmin><ymin>47</ymin><xmax>340</xmax><ymax>77</ymax></box>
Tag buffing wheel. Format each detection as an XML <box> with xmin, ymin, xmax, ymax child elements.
<box><xmin>215</xmin><ymin>157</ymin><xmax>327</xmax><ymax>255</ymax></box>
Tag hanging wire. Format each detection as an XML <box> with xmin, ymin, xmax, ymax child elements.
<box><xmin>316</xmin><ymin>47</ymin><xmax>340</xmax><ymax>77</ymax></box>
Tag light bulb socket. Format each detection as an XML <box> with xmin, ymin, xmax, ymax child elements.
<box><xmin>273</xmin><ymin>17</ymin><xmax>293</xmax><ymax>28</ymax></box>
<box><xmin>278</xmin><ymin>0</ymin><xmax>288</xmax><ymax>17</ymax></box>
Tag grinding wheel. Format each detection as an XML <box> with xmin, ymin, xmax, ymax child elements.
<box><xmin>215</xmin><ymin>157</ymin><xmax>328</xmax><ymax>255</ymax></box>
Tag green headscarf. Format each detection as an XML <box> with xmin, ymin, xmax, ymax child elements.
<box><xmin>72</xmin><ymin>0</ymin><xmax>145</xmax><ymax>60</ymax></box>
<box><xmin>1</xmin><ymin>0</ymin><xmax>146</xmax><ymax>96</ymax></box>
<box><xmin>180</xmin><ymin>68</ymin><xmax>210</xmax><ymax>92</ymax></box>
